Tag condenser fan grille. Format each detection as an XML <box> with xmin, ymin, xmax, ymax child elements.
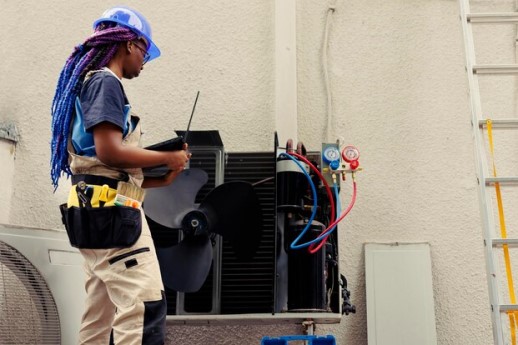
<box><xmin>0</xmin><ymin>241</ymin><xmax>61</xmax><ymax>344</ymax></box>
<box><xmin>221</xmin><ymin>152</ymin><xmax>276</xmax><ymax>314</ymax></box>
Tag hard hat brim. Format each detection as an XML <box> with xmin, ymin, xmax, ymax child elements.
<box><xmin>93</xmin><ymin>17</ymin><xmax>161</xmax><ymax>62</ymax></box>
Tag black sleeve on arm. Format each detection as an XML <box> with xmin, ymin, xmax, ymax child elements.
<box><xmin>80</xmin><ymin>74</ymin><xmax>127</xmax><ymax>132</ymax></box>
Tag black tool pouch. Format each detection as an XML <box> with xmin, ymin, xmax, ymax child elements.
<box><xmin>59</xmin><ymin>204</ymin><xmax>142</xmax><ymax>249</ymax></box>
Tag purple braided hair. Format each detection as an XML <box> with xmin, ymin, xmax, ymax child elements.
<box><xmin>50</xmin><ymin>24</ymin><xmax>138</xmax><ymax>189</ymax></box>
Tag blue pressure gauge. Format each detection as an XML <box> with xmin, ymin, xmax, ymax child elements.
<box><xmin>323</xmin><ymin>146</ymin><xmax>340</xmax><ymax>163</ymax></box>
<box><xmin>323</xmin><ymin>146</ymin><xmax>341</xmax><ymax>170</ymax></box>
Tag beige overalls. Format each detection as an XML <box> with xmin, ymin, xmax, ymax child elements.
<box><xmin>66</xmin><ymin>75</ymin><xmax>166</xmax><ymax>345</ymax></box>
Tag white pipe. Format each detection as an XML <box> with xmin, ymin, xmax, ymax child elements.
<box><xmin>275</xmin><ymin>0</ymin><xmax>297</xmax><ymax>148</ymax></box>
<box><xmin>323</xmin><ymin>1</ymin><xmax>337</xmax><ymax>142</ymax></box>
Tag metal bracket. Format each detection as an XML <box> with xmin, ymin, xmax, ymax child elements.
<box><xmin>0</xmin><ymin>123</ymin><xmax>19</xmax><ymax>143</ymax></box>
<box><xmin>302</xmin><ymin>320</ymin><xmax>315</xmax><ymax>335</ymax></box>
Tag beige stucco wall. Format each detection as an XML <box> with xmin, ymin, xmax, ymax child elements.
<box><xmin>3</xmin><ymin>0</ymin><xmax>517</xmax><ymax>344</ymax></box>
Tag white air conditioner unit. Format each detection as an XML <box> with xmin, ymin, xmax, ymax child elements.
<box><xmin>146</xmin><ymin>132</ymin><xmax>351</xmax><ymax>325</ymax></box>
<box><xmin>0</xmin><ymin>224</ymin><xmax>84</xmax><ymax>345</ymax></box>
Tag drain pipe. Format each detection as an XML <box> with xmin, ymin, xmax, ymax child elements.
<box><xmin>275</xmin><ymin>0</ymin><xmax>297</xmax><ymax>147</ymax></box>
<box><xmin>323</xmin><ymin>0</ymin><xmax>337</xmax><ymax>142</ymax></box>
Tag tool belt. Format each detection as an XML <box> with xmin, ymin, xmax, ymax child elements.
<box><xmin>71</xmin><ymin>174</ymin><xmax>127</xmax><ymax>189</ymax></box>
<box><xmin>60</xmin><ymin>175</ymin><xmax>141</xmax><ymax>249</ymax></box>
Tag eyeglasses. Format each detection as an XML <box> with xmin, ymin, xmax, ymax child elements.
<box><xmin>133</xmin><ymin>41</ymin><xmax>150</xmax><ymax>65</ymax></box>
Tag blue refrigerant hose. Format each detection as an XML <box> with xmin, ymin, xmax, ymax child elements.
<box><xmin>278</xmin><ymin>153</ymin><xmax>320</xmax><ymax>250</ymax></box>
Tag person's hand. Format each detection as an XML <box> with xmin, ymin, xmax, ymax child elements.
<box><xmin>142</xmin><ymin>145</ymin><xmax>192</xmax><ymax>188</ymax></box>
<box><xmin>164</xmin><ymin>148</ymin><xmax>191</xmax><ymax>172</ymax></box>
<box><xmin>162</xmin><ymin>168</ymin><xmax>183</xmax><ymax>185</ymax></box>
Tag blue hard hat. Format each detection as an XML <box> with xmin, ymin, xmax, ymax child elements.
<box><xmin>93</xmin><ymin>6</ymin><xmax>161</xmax><ymax>62</ymax></box>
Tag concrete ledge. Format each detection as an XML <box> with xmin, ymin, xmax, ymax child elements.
<box><xmin>166</xmin><ymin>312</ymin><xmax>342</xmax><ymax>325</ymax></box>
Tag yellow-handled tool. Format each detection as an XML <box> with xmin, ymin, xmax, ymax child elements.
<box><xmin>99</xmin><ymin>184</ymin><xmax>109</xmax><ymax>207</ymax></box>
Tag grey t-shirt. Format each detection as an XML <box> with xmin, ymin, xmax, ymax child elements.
<box><xmin>71</xmin><ymin>70</ymin><xmax>132</xmax><ymax>156</ymax></box>
<box><xmin>80</xmin><ymin>71</ymin><xmax>129</xmax><ymax>132</ymax></box>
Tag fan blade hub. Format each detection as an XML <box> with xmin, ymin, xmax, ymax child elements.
<box><xmin>182</xmin><ymin>209</ymin><xmax>210</xmax><ymax>236</ymax></box>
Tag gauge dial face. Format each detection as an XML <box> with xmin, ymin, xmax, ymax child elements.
<box><xmin>323</xmin><ymin>146</ymin><xmax>341</xmax><ymax>163</ymax></box>
<box><xmin>342</xmin><ymin>146</ymin><xmax>360</xmax><ymax>162</ymax></box>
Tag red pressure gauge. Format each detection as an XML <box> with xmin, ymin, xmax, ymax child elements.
<box><xmin>342</xmin><ymin>146</ymin><xmax>360</xmax><ymax>170</ymax></box>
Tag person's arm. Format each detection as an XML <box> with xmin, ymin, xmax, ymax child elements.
<box><xmin>93</xmin><ymin>122</ymin><xmax>190</xmax><ymax>187</ymax></box>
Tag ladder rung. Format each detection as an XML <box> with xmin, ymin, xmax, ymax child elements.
<box><xmin>500</xmin><ymin>304</ymin><xmax>518</xmax><ymax>312</ymax></box>
<box><xmin>492</xmin><ymin>239</ymin><xmax>518</xmax><ymax>247</ymax></box>
<box><xmin>479</xmin><ymin>119</ymin><xmax>518</xmax><ymax>128</ymax></box>
<box><xmin>484</xmin><ymin>177</ymin><xmax>518</xmax><ymax>185</ymax></box>
<box><xmin>467</xmin><ymin>13</ymin><xmax>518</xmax><ymax>24</ymax></box>
<box><xmin>473</xmin><ymin>64</ymin><xmax>518</xmax><ymax>74</ymax></box>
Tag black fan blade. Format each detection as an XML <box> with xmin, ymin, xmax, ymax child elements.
<box><xmin>199</xmin><ymin>181</ymin><xmax>262</xmax><ymax>258</ymax></box>
<box><xmin>143</xmin><ymin>168</ymin><xmax>208</xmax><ymax>228</ymax></box>
<box><xmin>146</xmin><ymin>216</ymin><xmax>180</xmax><ymax>248</ymax></box>
<box><xmin>156</xmin><ymin>235</ymin><xmax>213</xmax><ymax>293</ymax></box>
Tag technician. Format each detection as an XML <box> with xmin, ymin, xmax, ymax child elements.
<box><xmin>50</xmin><ymin>6</ymin><xmax>188</xmax><ymax>344</ymax></box>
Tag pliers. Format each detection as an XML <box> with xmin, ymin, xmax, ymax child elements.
<box><xmin>76</xmin><ymin>181</ymin><xmax>92</xmax><ymax>208</ymax></box>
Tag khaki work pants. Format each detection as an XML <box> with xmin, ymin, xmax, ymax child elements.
<box><xmin>77</xmin><ymin>213</ymin><xmax>166</xmax><ymax>345</ymax></box>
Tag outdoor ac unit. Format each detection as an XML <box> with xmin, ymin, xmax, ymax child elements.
<box><xmin>0</xmin><ymin>132</ymin><xmax>349</xmax><ymax>345</ymax></box>
<box><xmin>152</xmin><ymin>132</ymin><xmax>346</xmax><ymax>324</ymax></box>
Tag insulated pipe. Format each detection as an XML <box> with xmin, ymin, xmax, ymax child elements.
<box><xmin>323</xmin><ymin>1</ymin><xmax>337</xmax><ymax>142</ymax></box>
